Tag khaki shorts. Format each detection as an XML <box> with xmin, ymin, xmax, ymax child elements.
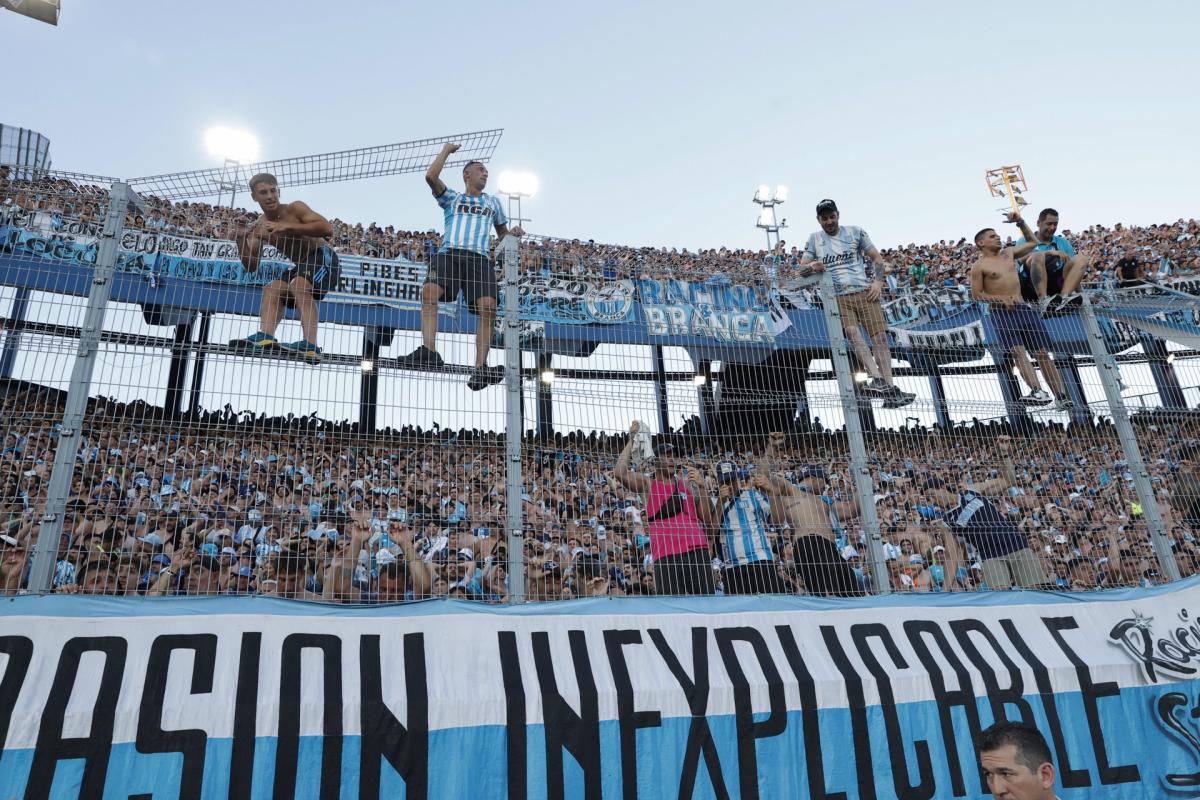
<box><xmin>837</xmin><ymin>290</ymin><xmax>888</xmax><ymax>338</ymax></box>
<box><xmin>982</xmin><ymin>547</ymin><xmax>1047</xmax><ymax>590</ymax></box>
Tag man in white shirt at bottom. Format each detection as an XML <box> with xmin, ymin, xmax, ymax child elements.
<box><xmin>977</xmin><ymin>720</ymin><xmax>1061</xmax><ymax>800</ymax></box>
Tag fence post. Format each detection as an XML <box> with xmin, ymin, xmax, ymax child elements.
<box><xmin>501</xmin><ymin>234</ymin><xmax>526</xmax><ymax>602</ymax></box>
<box><xmin>1079</xmin><ymin>293</ymin><xmax>1181</xmax><ymax>581</ymax></box>
<box><xmin>27</xmin><ymin>182</ymin><xmax>131</xmax><ymax>593</ymax></box>
<box><xmin>818</xmin><ymin>272</ymin><xmax>891</xmax><ymax>594</ymax></box>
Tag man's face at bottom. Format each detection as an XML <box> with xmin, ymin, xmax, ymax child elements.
<box><xmin>980</xmin><ymin>744</ymin><xmax>1053</xmax><ymax>800</ymax></box>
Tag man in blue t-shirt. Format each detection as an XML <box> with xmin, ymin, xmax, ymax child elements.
<box><xmin>922</xmin><ymin>436</ymin><xmax>1049</xmax><ymax>590</ymax></box>
<box><xmin>1008</xmin><ymin>207</ymin><xmax>1090</xmax><ymax>316</ymax></box>
<box><xmin>397</xmin><ymin>142</ymin><xmax>525</xmax><ymax>391</ymax></box>
<box><xmin>798</xmin><ymin>199</ymin><xmax>915</xmax><ymax>409</ymax></box>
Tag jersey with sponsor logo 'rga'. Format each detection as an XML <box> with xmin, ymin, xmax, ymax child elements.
<box><xmin>803</xmin><ymin>225</ymin><xmax>876</xmax><ymax>296</ymax></box>
<box><xmin>436</xmin><ymin>188</ymin><xmax>508</xmax><ymax>256</ymax></box>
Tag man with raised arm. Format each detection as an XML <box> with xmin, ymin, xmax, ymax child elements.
<box><xmin>1008</xmin><ymin>207</ymin><xmax>1090</xmax><ymax>316</ymax></box>
<box><xmin>799</xmin><ymin>198</ymin><xmax>915</xmax><ymax>409</ymax></box>
<box><xmin>969</xmin><ymin>219</ymin><xmax>1073</xmax><ymax>410</ymax></box>
<box><xmin>396</xmin><ymin>142</ymin><xmax>524</xmax><ymax>391</ymax></box>
<box><xmin>762</xmin><ymin>432</ymin><xmax>865</xmax><ymax>596</ymax></box>
<box><xmin>922</xmin><ymin>435</ymin><xmax>1049</xmax><ymax>590</ymax></box>
<box><xmin>613</xmin><ymin>422</ymin><xmax>718</xmax><ymax>595</ymax></box>
<box><xmin>233</xmin><ymin>173</ymin><xmax>338</xmax><ymax>363</ymax></box>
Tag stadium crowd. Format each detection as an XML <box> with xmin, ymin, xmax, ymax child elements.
<box><xmin>2</xmin><ymin>169</ymin><xmax>1198</xmax><ymax>291</ymax></box>
<box><xmin>2</xmin><ymin>386</ymin><xmax>1197</xmax><ymax>603</ymax></box>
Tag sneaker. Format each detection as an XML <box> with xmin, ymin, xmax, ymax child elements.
<box><xmin>1055</xmin><ymin>396</ymin><xmax>1076</xmax><ymax>412</ymax></box>
<box><xmin>1037</xmin><ymin>294</ymin><xmax>1059</xmax><ymax>317</ymax></box>
<box><xmin>1045</xmin><ymin>293</ymin><xmax>1082</xmax><ymax>318</ymax></box>
<box><xmin>396</xmin><ymin>345</ymin><xmax>445</xmax><ymax>371</ymax></box>
<box><xmin>467</xmin><ymin>364</ymin><xmax>505</xmax><ymax>391</ymax></box>
<box><xmin>1019</xmin><ymin>388</ymin><xmax>1053</xmax><ymax>406</ymax></box>
<box><xmin>234</xmin><ymin>331</ymin><xmax>277</xmax><ymax>349</ymax></box>
<box><xmin>862</xmin><ymin>378</ymin><xmax>891</xmax><ymax>397</ymax></box>
<box><xmin>881</xmin><ymin>386</ymin><xmax>916</xmax><ymax>409</ymax></box>
<box><xmin>280</xmin><ymin>340</ymin><xmax>322</xmax><ymax>363</ymax></box>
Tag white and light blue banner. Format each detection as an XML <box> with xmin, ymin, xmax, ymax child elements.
<box><xmin>2</xmin><ymin>581</ymin><xmax>1200</xmax><ymax>798</ymax></box>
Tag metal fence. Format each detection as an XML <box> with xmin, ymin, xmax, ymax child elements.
<box><xmin>2</xmin><ymin>176</ymin><xmax>1197</xmax><ymax>602</ymax></box>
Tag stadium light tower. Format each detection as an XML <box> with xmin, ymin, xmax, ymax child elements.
<box><xmin>753</xmin><ymin>184</ymin><xmax>787</xmax><ymax>250</ymax></box>
<box><xmin>497</xmin><ymin>170</ymin><xmax>538</xmax><ymax>230</ymax></box>
<box><xmin>985</xmin><ymin>164</ymin><xmax>1029</xmax><ymax>215</ymax></box>
<box><xmin>205</xmin><ymin>127</ymin><xmax>260</xmax><ymax>209</ymax></box>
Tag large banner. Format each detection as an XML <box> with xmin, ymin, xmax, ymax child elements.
<box><xmin>1</xmin><ymin>582</ymin><xmax>1199</xmax><ymax>798</ymax></box>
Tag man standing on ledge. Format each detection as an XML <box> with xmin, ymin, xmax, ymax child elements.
<box><xmin>970</xmin><ymin>222</ymin><xmax>1072</xmax><ymax>410</ymax></box>
<box><xmin>799</xmin><ymin>199</ymin><xmax>915</xmax><ymax>409</ymax></box>
<box><xmin>233</xmin><ymin>173</ymin><xmax>338</xmax><ymax>363</ymax></box>
<box><xmin>977</xmin><ymin>721</ymin><xmax>1061</xmax><ymax>799</ymax></box>
<box><xmin>397</xmin><ymin>143</ymin><xmax>524</xmax><ymax>390</ymax></box>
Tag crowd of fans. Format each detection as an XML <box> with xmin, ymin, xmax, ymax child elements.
<box><xmin>3</xmin><ymin>168</ymin><xmax>1198</xmax><ymax>291</ymax></box>
<box><xmin>2</xmin><ymin>386</ymin><xmax>1197</xmax><ymax>603</ymax></box>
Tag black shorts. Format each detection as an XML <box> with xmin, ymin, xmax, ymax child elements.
<box><xmin>428</xmin><ymin>248</ymin><xmax>498</xmax><ymax>315</ymax></box>
<box><xmin>280</xmin><ymin>246</ymin><xmax>340</xmax><ymax>306</ymax></box>
<box><xmin>792</xmin><ymin>535</ymin><xmax>864</xmax><ymax>597</ymax></box>
<box><xmin>723</xmin><ymin>561</ymin><xmax>788</xmax><ymax>595</ymax></box>
<box><xmin>1018</xmin><ymin>254</ymin><xmax>1066</xmax><ymax>300</ymax></box>
<box><xmin>990</xmin><ymin>303</ymin><xmax>1052</xmax><ymax>353</ymax></box>
<box><xmin>654</xmin><ymin>548</ymin><xmax>716</xmax><ymax>596</ymax></box>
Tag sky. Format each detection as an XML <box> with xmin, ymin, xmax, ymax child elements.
<box><xmin>7</xmin><ymin>0</ymin><xmax>1200</xmax><ymax>252</ymax></box>
<box><xmin>4</xmin><ymin>0</ymin><xmax>1199</xmax><ymax>433</ymax></box>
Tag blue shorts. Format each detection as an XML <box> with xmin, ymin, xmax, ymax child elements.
<box><xmin>281</xmin><ymin>245</ymin><xmax>340</xmax><ymax>305</ymax></box>
<box><xmin>990</xmin><ymin>303</ymin><xmax>1052</xmax><ymax>352</ymax></box>
<box><xmin>1018</xmin><ymin>254</ymin><xmax>1066</xmax><ymax>300</ymax></box>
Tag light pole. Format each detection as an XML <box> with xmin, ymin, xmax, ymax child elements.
<box><xmin>496</xmin><ymin>170</ymin><xmax>538</xmax><ymax>231</ymax></box>
<box><xmin>753</xmin><ymin>184</ymin><xmax>788</xmax><ymax>251</ymax></box>
<box><xmin>984</xmin><ymin>165</ymin><xmax>1029</xmax><ymax>216</ymax></box>
<box><xmin>205</xmin><ymin>127</ymin><xmax>260</xmax><ymax>209</ymax></box>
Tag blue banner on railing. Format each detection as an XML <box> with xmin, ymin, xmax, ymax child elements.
<box><xmin>1</xmin><ymin>583</ymin><xmax>1198</xmax><ymax>798</ymax></box>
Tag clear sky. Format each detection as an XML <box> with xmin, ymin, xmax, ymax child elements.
<box><xmin>8</xmin><ymin>0</ymin><xmax>1199</xmax><ymax>253</ymax></box>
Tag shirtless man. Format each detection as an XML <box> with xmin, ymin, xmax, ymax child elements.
<box><xmin>233</xmin><ymin>173</ymin><xmax>338</xmax><ymax>363</ymax></box>
<box><xmin>969</xmin><ymin>222</ymin><xmax>1072</xmax><ymax>411</ymax></box>
<box><xmin>762</xmin><ymin>432</ymin><xmax>864</xmax><ymax>595</ymax></box>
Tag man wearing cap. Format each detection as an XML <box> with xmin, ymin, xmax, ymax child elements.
<box><xmin>762</xmin><ymin>433</ymin><xmax>864</xmax><ymax>595</ymax></box>
<box><xmin>713</xmin><ymin>460</ymin><xmax>788</xmax><ymax>594</ymax></box>
<box><xmin>614</xmin><ymin>421</ymin><xmax>719</xmax><ymax>595</ymax></box>
<box><xmin>923</xmin><ymin>435</ymin><xmax>1049</xmax><ymax>590</ymax></box>
<box><xmin>799</xmin><ymin>199</ymin><xmax>915</xmax><ymax>409</ymax></box>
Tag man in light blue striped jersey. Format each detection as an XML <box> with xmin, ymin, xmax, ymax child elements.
<box><xmin>397</xmin><ymin>142</ymin><xmax>524</xmax><ymax>390</ymax></box>
<box><xmin>713</xmin><ymin>459</ymin><xmax>788</xmax><ymax>594</ymax></box>
<box><xmin>799</xmin><ymin>199</ymin><xmax>915</xmax><ymax>409</ymax></box>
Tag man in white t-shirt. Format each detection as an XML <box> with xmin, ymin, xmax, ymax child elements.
<box><xmin>799</xmin><ymin>199</ymin><xmax>914</xmax><ymax>409</ymax></box>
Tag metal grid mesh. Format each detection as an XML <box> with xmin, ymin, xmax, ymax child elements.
<box><xmin>2</xmin><ymin>167</ymin><xmax>1198</xmax><ymax>601</ymax></box>
<box><xmin>126</xmin><ymin>129</ymin><xmax>504</xmax><ymax>202</ymax></box>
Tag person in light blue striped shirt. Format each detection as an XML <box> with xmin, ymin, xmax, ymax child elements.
<box><xmin>397</xmin><ymin>142</ymin><xmax>524</xmax><ymax>391</ymax></box>
<box><xmin>799</xmin><ymin>199</ymin><xmax>914</xmax><ymax>409</ymax></box>
<box><xmin>713</xmin><ymin>460</ymin><xmax>787</xmax><ymax>594</ymax></box>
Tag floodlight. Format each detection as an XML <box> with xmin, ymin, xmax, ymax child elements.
<box><xmin>774</xmin><ymin>185</ymin><xmax>789</xmax><ymax>202</ymax></box>
<box><xmin>692</xmin><ymin>373</ymin><xmax>707</xmax><ymax>386</ymax></box>
<box><xmin>360</xmin><ymin>359</ymin><xmax>374</xmax><ymax>373</ymax></box>
<box><xmin>757</xmin><ymin>208</ymin><xmax>775</xmax><ymax>227</ymax></box>
<box><xmin>1167</xmin><ymin>353</ymin><xmax>1177</xmax><ymax>365</ymax></box>
<box><xmin>540</xmin><ymin>369</ymin><xmax>555</xmax><ymax>384</ymax></box>
<box><xmin>755</xmin><ymin>184</ymin><xmax>771</xmax><ymax>203</ymax></box>
<box><xmin>497</xmin><ymin>170</ymin><xmax>538</xmax><ymax>197</ymax></box>
<box><xmin>854</xmin><ymin>371</ymin><xmax>869</xmax><ymax>383</ymax></box>
<box><xmin>205</xmin><ymin>127</ymin><xmax>260</xmax><ymax>164</ymax></box>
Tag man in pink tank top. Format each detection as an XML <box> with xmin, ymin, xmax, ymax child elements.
<box><xmin>614</xmin><ymin>422</ymin><xmax>717</xmax><ymax>595</ymax></box>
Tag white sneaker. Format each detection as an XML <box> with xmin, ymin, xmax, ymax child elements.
<box><xmin>1019</xmin><ymin>389</ymin><xmax>1053</xmax><ymax>406</ymax></box>
<box><xmin>1055</xmin><ymin>396</ymin><xmax>1076</xmax><ymax>412</ymax></box>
